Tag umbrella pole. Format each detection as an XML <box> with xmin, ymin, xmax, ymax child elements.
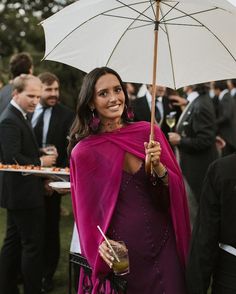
<box><xmin>145</xmin><ymin>0</ymin><xmax>161</xmax><ymax>175</ymax></box>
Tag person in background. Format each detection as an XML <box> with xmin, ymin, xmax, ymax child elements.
<box><xmin>187</xmin><ymin>153</ymin><xmax>236</xmax><ymax>293</ymax></box>
<box><xmin>0</xmin><ymin>73</ymin><xmax>4</xmax><ymax>90</ymax></box>
<box><xmin>68</xmin><ymin>67</ymin><xmax>190</xmax><ymax>293</ymax></box>
<box><xmin>136</xmin><ymin>84</ymin><xmax>148</xmax><ymax>98</ymax></box>
<box><xmin>132</xmin><ymin>84</ymin><xmax>180</xmax><ymax>138</ymax></box>
<box><xmin>125</xmin><ymin>82</ymin><xmax>137</xmax><ymax>101</ymax></box>
<box><xmin>227</xmin><ymin>79</ymin><xmax>236</xmax><ymax>100</ymax></box>
<box><xmin>227</xmin><ymin>79</ymin><xmax>236</xmax><ymax>120</ymax></box>
<box><xmin>213</xmin><ymin>80</ymin><xmax>236</xmax><ymax>156</ymax></box>
<box><xmin>0</xmin><ymin>74</ymin><xmax>56</xmax><ymax>294</ymax></box>
<box><xmin>31</xmin><ymin>72</ymin><xmax>74</xmax><ymax>292</ymax></box>
<box><xmin>168</xmin><ymin>84</ymin><xmax>218</xmax><ymax>225</ymax></box>
<box><xmin>0</xmin><ymin>52</ymin><xmax>33</xmax><ymax>114</ymax></box>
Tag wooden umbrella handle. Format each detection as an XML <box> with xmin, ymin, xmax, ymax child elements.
<box><xmin>145</xmin><ymin>139</ymin><xmax>155</xmax><ymax>176</ymax></box>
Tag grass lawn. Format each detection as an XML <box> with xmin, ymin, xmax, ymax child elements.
<box><xmin>0</xmin><ymin>194</ymin><xmax>74</xmax><ymax>294</ymax></box>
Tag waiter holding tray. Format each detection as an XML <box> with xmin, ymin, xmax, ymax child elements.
<box><xmin>0</xmin><ymin>74</ymin><xmax>56</xmax><ymax>294</ymax></box>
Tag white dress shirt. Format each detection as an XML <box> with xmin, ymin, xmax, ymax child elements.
<box><xmin>218</xmin><ymin>89</ymin><xmax>229</xmax><ymax>101</ymax></box>
<box><xmin>176</xmin><ymin>91</ymin><xmax>199</xmax><ymax>130</ymax></box>
<box><xmin>10</xmin><ymin>100</ymin><xmax>27</xmax><ymax>119</ymax></box>
<box><xmin>146</xmin><ymin>90</ymin><xmax>164</xmax><ymax>120</ymax></box>
<box><xmin>230</xmin><ymin>88</ymin><xmax>236</xmax><ymax>97</ymax></box>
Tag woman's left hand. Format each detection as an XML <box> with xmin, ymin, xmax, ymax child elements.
<box><xmin>144</xmin><ymin>140</ymin><xmax>161</xmax><ymax>167</ymax></box>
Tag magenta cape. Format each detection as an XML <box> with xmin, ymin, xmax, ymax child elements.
<box><xmin>70</xmin><ymin>121</ymin><xmax>191</xmax><ymax>292</ymax></box>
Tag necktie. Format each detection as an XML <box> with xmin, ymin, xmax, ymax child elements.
<box><xmin>212</xmin><ymin>95</ymin><xmax>219</xmax><ymax>117</ymax></box>
<box><xmin>25</xmin><ymin>113</ymin><xmax>33</xmax><ymax>129</ymax></box>
<box><xmin>155</xmin><ymin>98</ymin><xmax>161</xmax><ymax>123</ymax></box>
<box><xmin>34</xmin><ymin>107</ymin><xmax>47</xmax><ymax>148</ymax></box>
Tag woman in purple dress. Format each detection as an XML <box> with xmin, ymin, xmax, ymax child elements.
<box><xmin>68</xmin><ymin>67</ymin><xmax>191</xmax><ymax>293</ymax></box>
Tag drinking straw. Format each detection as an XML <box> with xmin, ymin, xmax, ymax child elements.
<box><xmin>97</xmin><ymin>225</ymin><xmax>120</xmax><ymax>262</ymax></box>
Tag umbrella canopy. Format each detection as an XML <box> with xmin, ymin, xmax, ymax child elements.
<box><xmin>41</xmin><ymin>0</ymin><xmax>236</xmax><ymax>89</ymax></box>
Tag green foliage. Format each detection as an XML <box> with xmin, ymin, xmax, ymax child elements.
<box><xmin>0</xmin><ymin>0</ymin><xmax>84</xmax><ymax>109</ymax></box>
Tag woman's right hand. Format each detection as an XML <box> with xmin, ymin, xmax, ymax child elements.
<box><xmin>98</xmin><ymin>239</ymin><xmax>118</xmax><ymax>268</ymax></box>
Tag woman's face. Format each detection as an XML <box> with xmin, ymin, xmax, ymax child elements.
<box><xmin>91</xmin><ymin>73</ymin><xmax>125</xmax><ymax>123</ymax></box>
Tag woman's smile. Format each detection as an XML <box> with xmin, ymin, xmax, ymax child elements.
<box><xmin>108</xmin><ymin>104</ymin><xmax>121</xmax><ymax>111</ymax></box>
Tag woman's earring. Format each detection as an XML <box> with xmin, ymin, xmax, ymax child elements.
<box><xmin>89</xmin><ymin>108</ymin><xmax>100</xmax><ymax>131</ymax></box>
<box><xmin>125</xmin><ymin>105</ymin><xmax>134</xmax><ymax>120</ymax></box>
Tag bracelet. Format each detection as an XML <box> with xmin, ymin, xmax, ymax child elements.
<box><xmin>155</xmin><ymin>166</ymin><xmax>168</xmax><ymax>179</ymax></box>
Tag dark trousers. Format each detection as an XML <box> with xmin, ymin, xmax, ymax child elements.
<box><xmin>43</xmin><ymin>192</ymin><xmax>61</xmax><ymax>281</ymax></box>
<box><xmin>0</xmin><ymin>207</ymin><xmax>44</xmax><ymax>294</ymax></box>
<box><xmin>212</xmin><ymin>250</ymin><xmax>236</xmax><ymax>294</ymax></box>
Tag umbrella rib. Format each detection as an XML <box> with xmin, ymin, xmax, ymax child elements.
<box><xmin>102</xmin><ymin>13</ymin><xmax>152</xmax><ymax>23</ymax></box>
<box><xmin>149</xmin><ymin>0</ymin><xmax>156</xmax><ymax>19</ymax></box>
<box><xmin>127</xmin><ymin>22</ymin><xmax>154</xmax><ymax>31</ymax></box>
<box><xmin>162</xmin><ymin>5</ymin><xmax>218</xmax><ymax>23</ymax></box>
<box><xmin>161</xmin><ymin>23</ymin><xmax>203</xmax><ymax>27</ymax></box>
<box><xmin>105</xmin><ymin>5</ymin><xmax>152</xmax><ymax>67</ymax></box>
<box><xmin>115</xmin><ymin>0</ymin><xmax>154</xmax><ymax>22</ymax></box>
<box><xmin>159</xmin><ymin>2</ymin><xmax>179</xmax><ymax>22</ymax></box>
<box><xmin>159</xmin><ymin>7</ymin><xmax>177</xmax><ymax>89</ymax></box>
<box><xmin>159</xmin><ymin>25</ymin><xmax>167</xmax><ymax>35</ymax></box>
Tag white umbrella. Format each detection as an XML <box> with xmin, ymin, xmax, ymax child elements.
<box><xmin>41</xmin><ymin>0</ymin><xmax>236</xmax><ymax>89</ymax></box>
<box><xmin>41</xmin><ymin>0</ymin><xmax>236</xmax><ymax>172</ymax></box>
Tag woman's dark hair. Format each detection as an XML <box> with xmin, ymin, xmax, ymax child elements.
<box><xmin>68</xmin><ymin>67</ymin><xmax>131</xmax><ymax>155</ymax></box>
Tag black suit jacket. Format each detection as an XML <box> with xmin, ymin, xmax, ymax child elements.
<box><xmin>216</xmin><ymin>92</ymin><xmax>236</xmax><ymax>149</ymax></box>
<box><xmin>44</xmin><ymin>103</ymin><xmax>74</xmax><ymax>167</ymax></box>
<box><xmin>187</xmin><ymin>153</ymin><xmax>236</xmax><ymax>293</ymax></box>
<box><xmin>177</xmin><ymin>94</ymin><xmax>218</xmax><ymax>200</ymax></box>
<box><xmin>132</xmin><ymin>95</ymin><xmax>181</xmax><ymax>137</ymax></box>
<box><xmin>0</xmin><ymin>104</ymin><xmax>43</xmax><ymax>209</ymax></box>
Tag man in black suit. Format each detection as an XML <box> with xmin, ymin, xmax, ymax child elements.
<box><xmin>31</xmin><ymin>72</ymin><xmax>74</xmax><ymax>292</ymax></box>
<box><xmin>227</xmin><ymin>78</ymin><xmax>236</xmax><ymax>100</ymax></box>
<box><xmin>0</xmin><ymin>74</ymin><xmax>56</xmax><ymax>294</ymax></box>
<box><xmin>213</xmin><ymin>80</ymin><xmax>236</xmax><ymax>156</ymax></box>
<box><xmin>187</xmin><ymin>153</ymin><xmax>236</xmax><ymax>293</ymax></box>
<box><xmin>168</xmin><ymin>84</ymin><xmax>218</xmax><ymax>224</ymax></box>
<box><xmin>0</xmin><ymin>52</ymin><xmax>33</xmax><ymax>114</ymax></box>
<box><xmin>132</xmin><ymin>85</ymin><xmax>180</xmax><ymax>138</ymax></box>
<box><xmin>227</xmin><ymin>79</ymin><xmax>236</xmax><ymax>132</ymax></box>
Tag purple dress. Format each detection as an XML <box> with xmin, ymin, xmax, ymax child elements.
<box><xmin>107</xmin><ymin>164</ymin><xmax>186</xmax><ymax>294</ymax></box>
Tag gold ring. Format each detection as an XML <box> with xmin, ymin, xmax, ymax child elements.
<box><xmin>151</xmin><ymin>152</ymin><xmax>154</xmax><ymax>157</ymax></box>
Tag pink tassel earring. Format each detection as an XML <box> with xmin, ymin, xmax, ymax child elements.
<box><xmin>89</xmin><ymin>108</ymin><xmax>100</xmax><ymax>131</ymax></box>
<box><xmin>126</xmin><ymin>105</ymin><xmax>134</xmax><ymax>120</ymax></box>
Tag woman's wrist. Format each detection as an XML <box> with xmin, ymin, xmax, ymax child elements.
<box><xmin>153</xmin><ymin>163</ymin><xmax>168</xmax><ymax>184</ymax></box>
<box><xmin>153</xmin><ymin>163</ymin><xmax>166</xmax><ymax>177</ymax></box>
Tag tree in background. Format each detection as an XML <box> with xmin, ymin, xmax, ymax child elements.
<box><xmin>0</xmin><ymin>0</ymin><xmax>84</xmax><ymax>109</ymax></box>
